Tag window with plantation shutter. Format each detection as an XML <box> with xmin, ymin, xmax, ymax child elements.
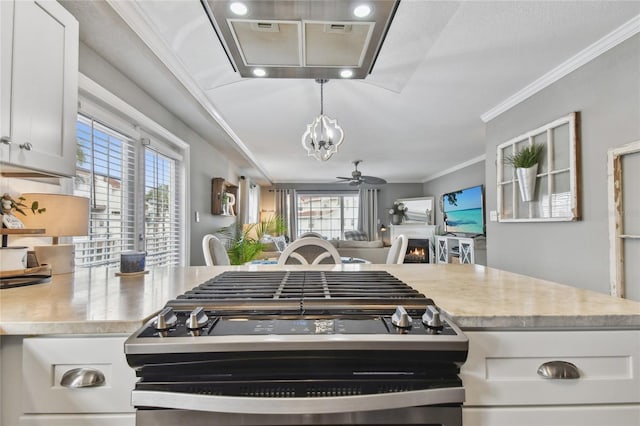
<box><xmin>74</xmin><ymin>114</ymin><xmax>137</xmax><ymax>267</ymax></box>
<box><xmin>144</xmin><ymin>147</ymin><xmax>181</xmax><ymax>267</ymax></box>
<box><xmin>74</xmin><ymin>112</ymin><xmax>184</xmax><ymax>268</ymax></box>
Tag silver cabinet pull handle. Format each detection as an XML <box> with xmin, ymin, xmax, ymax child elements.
<box><xmin>19</xmin><ymin>142</ymin><xmax>33</xmax><ymax>151</ymax></box>
<box><xmin>60</xmin><ymin>368</ymin><xmax>106</xmax><ymax>388</ymax></box>
<box><xmin>1</xmin><ymin>136</ymin><xmax>11</xmax><ymax>145</ymax></box>
<box><xmin>537</xmin><ymin>360</ymin><xmax>580</xmax><ymax>379</ymax></box>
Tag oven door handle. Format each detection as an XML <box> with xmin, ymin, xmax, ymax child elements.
<box><xmin>132</xmin><ymin>387</ymin><xmax>465</xmax><ymax>414</ymax></box>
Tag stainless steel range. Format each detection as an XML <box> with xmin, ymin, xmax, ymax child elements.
<box><xmin>125</xmin><ymin>270</ymin><xmax>468</xmax><ymax>426</ymax></box>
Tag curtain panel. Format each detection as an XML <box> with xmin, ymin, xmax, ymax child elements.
<box><xmin>274</xmin><ymin>188</ymin><xmax>297</xmax><ymax>242</ymax></box>
<box><xmin>358</xmin><ymin>188</ymin><xmax>378</xmax><ymax>241</ymax></box>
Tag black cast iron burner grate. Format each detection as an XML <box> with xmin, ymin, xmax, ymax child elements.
<box><xmin>176</xmin><ymin>271</ymin><xmax>425</xmax><ymax>301</ymax></box>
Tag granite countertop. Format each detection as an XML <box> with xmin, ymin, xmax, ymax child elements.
<box><xmin>1</xmin><ymin>264</ymin><xmax>639</xmax><ymax>335</ymax></box>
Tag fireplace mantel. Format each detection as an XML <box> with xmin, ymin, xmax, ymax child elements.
<box><xmin>390</xmin><ymin>223</ymin><xmax>437</xmax><ymax>240</ymax></box>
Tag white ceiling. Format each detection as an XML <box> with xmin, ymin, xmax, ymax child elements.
<box><xmin>60</xmin><ymin>1</ymin><xmax>640</xmax><ymax>186</ymax></box>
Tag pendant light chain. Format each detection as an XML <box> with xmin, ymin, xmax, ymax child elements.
<box><xmin>320</xmin><ymin>80</ymin><xmax>324</xmax><ymax>115</ymax></box>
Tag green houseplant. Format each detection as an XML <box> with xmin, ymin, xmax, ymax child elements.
<box><xmin>503</xmin><ymin>143</ymin><xmax>545</xmax><ymax>169</ymax></box>
<box><xmin>504</xmin><ymin>143</ymin><xmax>545</xmax><ymax>202</ymax></box>
<box><xmin>216</xmin><ymin>215</ymin><xmax>288</xmax><ymax>265</ymax></box>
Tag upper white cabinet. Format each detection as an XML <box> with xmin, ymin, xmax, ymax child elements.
<box><xmin>0</xmin><ymin>0</ymin><xmax>78</xmax><ymax>177</ymax></box>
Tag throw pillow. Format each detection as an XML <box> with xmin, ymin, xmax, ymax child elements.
<box><xmin>344</xmin><ymin>230</ymin><xmax>368</xmax><ymax>241</ymax></box>
<box><xmin>271</xmin><ymin>235</ymin><xmax>287</xmax><ymax>252</ymax></box>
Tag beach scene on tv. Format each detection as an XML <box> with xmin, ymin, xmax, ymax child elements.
<box><xmin>442</xmin><ymin>185</ymin><xmax>484</xmax><ymax>235</ymax></box>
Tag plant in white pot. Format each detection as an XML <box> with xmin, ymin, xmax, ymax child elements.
<box><xmin>504</xmin><ymin>143</ymin><xmax>545</xmax><ymax>202</ymax></box>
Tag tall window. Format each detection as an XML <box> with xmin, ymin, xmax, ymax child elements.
<box><xmin>74</xmin><ymin>113</ymin><xmax>182</xmax><ymax>268</ymax></box>
<box><xmin>144</xmin><ymin>148</ymin><xmax>180</xmax><ymax>267</ymax></box>
<box><xmin>74</xmin><ymin>114</ymin><xmax>136</xmax><ymax>267</ymax></box>
<box><xmin>296</xmin><ymin>193</ymin><xmax>359</xmax><ymax>239</ymax></box>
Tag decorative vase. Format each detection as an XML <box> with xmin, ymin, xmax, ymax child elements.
<box><xmin>391</xmin><ymin>214</ymin><xmax>403</xmax><ymax>225</ymax></box>
<box><xmin>516</xmin><ymin>164</ymin><xmax>538</xmax><ymax>202</ymax></box>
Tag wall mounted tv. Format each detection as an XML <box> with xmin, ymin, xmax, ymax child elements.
<box><xmin>442</xmin><ymin>184</ymin><xmax>485</xmax><ymax>236</ymax></box>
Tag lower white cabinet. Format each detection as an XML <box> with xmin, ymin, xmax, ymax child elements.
<box><xmin>461</xmin><ymin>330</ymin><xmax>640</xmax><ymax>426</ymax></box>
<box><xmin>1</xmin><ymin>335</ymin><xmax>136</xmax><ymax>426</ymax></box>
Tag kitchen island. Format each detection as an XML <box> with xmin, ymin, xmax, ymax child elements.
<box><xmin>1</xmin><ymin>264</ymin><xmax>639</xmax><ymax>425</ymax></box>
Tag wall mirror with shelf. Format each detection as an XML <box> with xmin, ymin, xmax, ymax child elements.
<box><xmin>211</xmin><ymin>178</ymin><xmax>238</xmax><ymax>216</ymax></box>
<box><xmin>395</xmin><ymin>196</ymin><xmax>435</xmax><ymax>224</ymax></box>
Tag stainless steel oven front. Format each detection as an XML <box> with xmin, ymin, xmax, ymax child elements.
<box><xmin>135</xmin><ymin>401</ymin><xmax>462</xmax><ymax>426</ymax></box>
<box><xmin>128</xmin><ymin>328</ymin><xmax>467</xmax><ymax>426</ymax></box>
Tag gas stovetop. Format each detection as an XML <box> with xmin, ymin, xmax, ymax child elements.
<box><xmin>125</xmin><ymin>271</ymin><xmax>468</xmax><ymax>364</ymax></box>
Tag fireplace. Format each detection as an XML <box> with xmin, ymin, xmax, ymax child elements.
<box><xmin>404</xmin><ymin>238</ymin><xmax>430</xmax><ymax>263</ymax></box>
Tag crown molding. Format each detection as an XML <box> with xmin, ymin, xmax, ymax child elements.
<box><xmin>481</xmin><ymin>14</ymin><xmax>640</xmax><ymax>123</ymax></box>
<box><xmin>422</xmin><ymin>154</ymin><xmax>486</xmax><ymax>183</ymax></box>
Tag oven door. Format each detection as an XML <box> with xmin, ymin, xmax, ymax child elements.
<box><xmin>132</xmin><ymin>388</ymin><xmax>464</xmax><ymax>426</ymax></box>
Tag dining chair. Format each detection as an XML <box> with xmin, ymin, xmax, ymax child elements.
<box><xmin>385</xmin><ymin>234</ymin><xmax>408</xmax><ymax>264</ymax></box>
<box><xmin>298</xmin><ymin>231</ymin><xmax>324</xmax><ymax>239</ymax></box>
<box><xmin>202</xmin><ymin>234</ymin><xmax>230</xmax><ymax>266</ymax></box>
<box><xmin>277</xmin><ymin>237</ymin><xmax>341</xmax><ymax>265</ymax></box>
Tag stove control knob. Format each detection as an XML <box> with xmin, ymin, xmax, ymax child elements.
<box><xmin>187</xmin><ymin>307</ymin><xmax>208</xmax><ymax>330</ymax></box>
<box><xmin>154</xmin><ymin>307</ymin><xmax>178</xmax><ymax>330</ymax></box>
<box><xmin>391</xmin><ymin>306</ymin><xmax>413</xmax><ymax>329</ymax></box>
<box><xmin>422</xmin><ymin>305</ymin><xmax>443</xmax><ymax>329</ymax></box>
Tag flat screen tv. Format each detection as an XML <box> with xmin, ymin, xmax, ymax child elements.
<box><xmin>442</xmin><ymin>184</ymin><xmax>485</xmax><ymax>236</ymax></box>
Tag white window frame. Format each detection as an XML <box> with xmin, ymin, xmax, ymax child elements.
<box><xmin>608</xmin><ymin>139</ymin><xmax>640</xmax><ymax>298</ymax></box>
<box><xmin>296</xmin><ymin>191</ymin><xmax>359</xmax><ymax>239</ymax></box>
<box><xmin>77</xmin><ymin>74</ymin><xmax>190</xmax><ymax>265</ymax></box>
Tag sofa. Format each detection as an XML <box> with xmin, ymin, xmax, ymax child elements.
<box><xmin>261</xmin><ymin>239</ymin><xmax>389</xmax><ymax>264</ymax></box>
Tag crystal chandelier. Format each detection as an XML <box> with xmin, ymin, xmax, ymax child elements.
<box><xmin>301</xmin><ymin>79</ymin><xmax>344</xmax><ymax>161</ymax></box>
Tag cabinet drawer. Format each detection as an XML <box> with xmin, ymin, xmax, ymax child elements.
<box><xmin>22</xmin><ymin>336</ymin><xmax>136</xmax><ymax>414</ymax></box>
<box><xmin>461</xmin><ymin>330</ymin><xmax>640</xmax><ymax>406</ymax></box>
<box><xmin>463</xmin><ymin>404</ymin><xmax>640</xmax><ymax>426</ymax></box>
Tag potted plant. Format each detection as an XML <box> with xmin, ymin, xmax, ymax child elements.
<box><xmin>504</xmin><ymin>143</ymin><xmax>545</xmax><ymax>202</ymax></box>
<box><xmin>216</xmin><ymin>216</ymin><xmax>288</xmax><ymax>265</ymax></box>
<box><xmin>388</xmin><ymin>201</ymin><xmax>407</xmax><ymax>225</ymax></box>
<box><xmin>216</xmin><ymin>222</ymin><xmax>263</xmax><ymax>265</ymax></box>
<box><xmin>1</xmin><ymin>193</ymin><xmax>46</xmax><ymax>229</ymax></box>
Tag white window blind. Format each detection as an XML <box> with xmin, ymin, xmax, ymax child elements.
<box><xmin>74</xmin><ymin>114</ymin><xmax>137</xmax><ymax>267</ymax></box>
<box><xmin>144</xmin><ymin>147</ymin><xmax>181</xmax><ymax>267</ymax></box>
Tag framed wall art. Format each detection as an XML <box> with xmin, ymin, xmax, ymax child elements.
<box><xmin>496</xmin><ymin>112</ymin><xmax>580</xmax><ymax>222</ymax></box>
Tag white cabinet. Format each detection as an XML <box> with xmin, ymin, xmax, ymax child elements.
<box><xmin>461</xmin><ymin>330</ymin><xmax>640</xmax><ymax>426</ymax></box>
<box><xmin>436</xmin><ymin>236</ymin><xmax>475</xmax><ymax>264</ymax></box>
<box><xmin>0</xmin><ymin>0</ymin><xmax>78</xmax><ymax>177</ymax></box>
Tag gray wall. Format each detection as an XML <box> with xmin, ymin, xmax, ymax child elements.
<box><xmin>78</xmin><ymin>44</ymin><xmax>241</xmax><ymax>266</ymax></box>
<box><xmin>422</xmin><ymin>160</ymin><xmax>486</xmax><ymax>233</ymax></box>
<box><xmin>485</xmin><ymin>34</ymin><xmax>640</xmax><ymax>294</ymax></box>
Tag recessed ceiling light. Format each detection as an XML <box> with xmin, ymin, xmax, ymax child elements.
<box><xmin>253</xmin><ymin>68</ymin><xmax>267</xmax><ymax>77</ymax></box>
<box><xmin>229</xmin><ymin>2</ymin><xmax>248</xmax><ymax>16</ymax></box>
<box><xmin>353</xmin><ymin>4</ymin><xmax>372</xmax><ymax>18</ymax></box>
<box><xmin>340</xmin><ymin>69</ymin><xmax>354</xmax><ymax>78</ymax></box>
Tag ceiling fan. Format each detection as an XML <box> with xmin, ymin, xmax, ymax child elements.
<box><xmin>337</xmin><ymin>160</ymin><xmax>387</xmax><ymax>186</ymax></box>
